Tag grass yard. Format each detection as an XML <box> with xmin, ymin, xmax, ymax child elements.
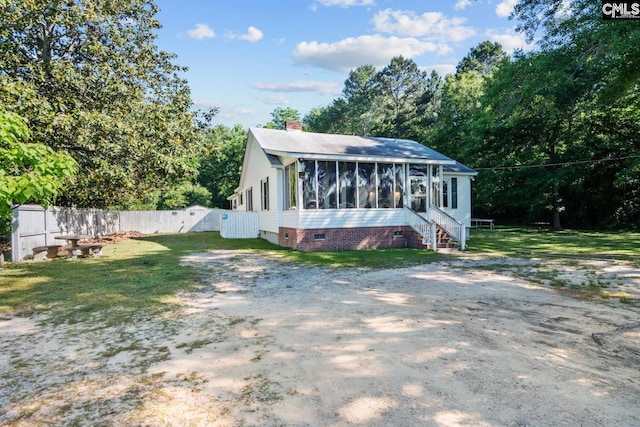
<box><xmin>466</xmin><ymin>227</ymin><xmax>640</xmax><ymax>261</ymax></box>
<box><xmin>1</xmin><ymin>229</ymin><xmax>638</xmax><ymax>325</ymax></box>
<box><xmin>0</xmin><ymin>232</ymin><xmax>441</xmax><ymax>324</ymax></box>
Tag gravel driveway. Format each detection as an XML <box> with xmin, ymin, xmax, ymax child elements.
<box><xmin>1</xmin><ymin>252</ymin><xmax>639</xmax><ymax>426</ymax></box>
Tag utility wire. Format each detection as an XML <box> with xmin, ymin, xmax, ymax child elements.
<box><xmin>474</xmin><ymin>154</ymin><xmax>640</xmax><ymax>171</ymax></box>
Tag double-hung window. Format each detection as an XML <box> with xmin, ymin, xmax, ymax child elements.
<box><xmin>442</xmin><ymin>177</ymin><xmax>458</xmax><ymax>209</ymax></box>
<box><xmin>245</xmin><ymin>187</ymin><xmax>253</xmax><ymax>212</ymax></box>
<box><xmin>283</xmin><ymin>163</ymin><xmax>297</xmax><ymax>210</ymax></box>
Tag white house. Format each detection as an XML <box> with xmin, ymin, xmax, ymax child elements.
<box><xmin>228</xmin><ymin>122</ymin><xmax>477</xmax><ymax>251</ymax></box>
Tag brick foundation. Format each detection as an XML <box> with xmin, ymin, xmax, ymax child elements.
<box><xmin>278</xmin><ymin>226</ymin><xmax>425</xmax><ymax>252</ymax></box>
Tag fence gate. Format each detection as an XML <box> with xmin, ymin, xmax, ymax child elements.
<box><xmin>219</xmin><ymin>212</ymin><xmax>259</xmax><ymax>238</ymax></box>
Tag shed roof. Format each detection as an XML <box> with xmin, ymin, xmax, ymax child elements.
<box><xmin>249</xmin><ymin>127</ymin><xmax>456</xmax><ymax>165</ymax></box>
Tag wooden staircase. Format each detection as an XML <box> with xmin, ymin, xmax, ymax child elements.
<box><xmin>405</xmin><ymin>207</ymin><xmax>465</xmax><ymax>251</ymax></box>
<box><xmin>435</xmin><ymin>225</ymin><xmax>459</xmax><ymax>249</ymax></box>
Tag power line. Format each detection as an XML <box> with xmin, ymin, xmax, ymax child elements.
<box><xmin>474</xmin><ymin>154</ymin><xmax>640</xmax><ymax>171</ymax></box>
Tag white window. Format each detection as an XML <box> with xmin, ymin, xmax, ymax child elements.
<box><xmin>284</xmin><ymin>163</ymin><xmax>297</xmax><ymax>210</ymax></box>
<box><xmin>245</xmin><ymin>187</ymin><xmax>253</xmax><ymax>212</ymax></box>
<box><xmin>443</xmin><ymin>177</ymin><xmax>458</xmax><ymax>209</ymax></box>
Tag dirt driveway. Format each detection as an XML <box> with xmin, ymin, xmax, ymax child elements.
<box><xmin>1</xmin><ymin>252</ymin><xmax>639</xmax><ymax>426</ymax></box>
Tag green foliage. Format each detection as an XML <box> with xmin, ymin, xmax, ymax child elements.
<box><xmin>0</xmin><ymin>0</ymin><xmax>203</xmax><ymax>209</ymax></box>
<box><xmin>263</xmin><ymin>107</ymin><xmax>301</xmax><ymax>130</ymax></box>
<box><xmin>157</xmin><ymin>181</ymin><xmax>212</xmax><ymax>210</ymax></box>
<box><xmin>197</xmin><ymin>124</ymin><xmax>248</xmax><ymax>208</ymax></box>
<box><xmin>301</xmin><ymin>23</ymin><xmax>639</xmax><ymax>230</ymax></box>
<box><xmin>304</xmin><ymin>56</ymin><xmax>440</xmax><ymax>141</ymax></box>
<box><xmin>373</xmin><ymin>56</ymin><xmax>427</xmax><ymax>138</ymax></box>
<box><xmin>468</xmin><ymin>1</ymin><xmax>640</xmax><ymax>228</ymax></box>
<box><xmin>456</xmin><ymin>41</ymin><xmax>507</xmax><ymax>76</ymax></box>
<box><xmin>0</xmin><ymin>110</ymin><xmax>76</xmax><ymax>227</ymax></box>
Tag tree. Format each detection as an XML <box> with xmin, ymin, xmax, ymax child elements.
<box><xmin>0</xmin><ymin>110</ymin><xmax>76</xmax><ymax>228</ymax></box>
<box><xmin>513</xmin><ymin>0</ymin><xmax>640</xmax><ymax>101</ymax></box>
<box><xmin>197</xmin><ymin>125</ymin><xmax>247</xmax><ymax>208</ymax></box>
<box><xmin>431</xmin><ymin>71</ymin><xmax>484</xmax><ymax>161</ymax></box>
<box><xmin>456</xmin><ymin>41</ymin><xmax>507</xmax><ymax>76</ymax></box>
<box><xmin>263</xmin><ymin>107</ymin><xmax>301</xmax><ymax>130</ymax></box>
<box><xmin>373</xmin><ymin>56</ymin><xmax>428</xmax><ymax>138</ymax></box>
<box><xmin>0</xmin><ymin>0</ymin><xmax>202</xmax><ymax>209</ymax></box>
<box><xmin>342</xmin><ymin>65</ymin><xmax>378</xmax><ymax>135</ymax></box>
<box><xmin>303</xmin><ymin>100</ymin><xmax>350</xmax><ymax>135</ymax></box>
<box><xmin>506</xmin><ymin>0</ymin><xmax>640</xmax><ymax>228</ymax></box>
<box><xmin>157</xmin><ymin>182</ymin><xmax>212</xmax><ymax>210</ymax></box>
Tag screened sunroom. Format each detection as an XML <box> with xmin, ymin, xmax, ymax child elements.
<box><xmin>231</xmin><ymin>124</ymin><xmax>476</xmax><ymax>251</ymax></box>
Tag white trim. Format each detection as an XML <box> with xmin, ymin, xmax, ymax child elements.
<box><xmin>263</xmin><ymin>149</ymin><xmax>456</xmax><ymax>165</ymax></box>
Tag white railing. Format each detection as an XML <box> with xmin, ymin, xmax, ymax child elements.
<box><xmin>405</xmin><ymin>208</ymin><xmax>437</xmax><ymax>251</ymax></box>
<box><xmin>428</xmin><ymin>204</ymin><xmax>466</xmax><ymax>251</ymax></box>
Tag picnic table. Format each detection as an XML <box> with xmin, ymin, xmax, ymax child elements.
<box><xmin>54</xmin><ymin>235</ymin><xmax>91</xmax><ymax>248</ymax></box>
<box><xmin>471</xmin><ymin>218</ymin><xmax>495</xmax><ymax>230</ymax></box>
<box><xmin>54</xmin><ymin>235</ymin><xmax>103</xmax><ymax>258</ymax></box>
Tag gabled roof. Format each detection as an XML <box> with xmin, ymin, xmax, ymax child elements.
<box><xmin>249</xmin><ymin>127</ymin><xmax>456</xmax><ymax>165</ymax></box>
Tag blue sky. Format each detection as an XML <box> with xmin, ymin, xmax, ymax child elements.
<box><xmin>153</xmin><ymin>0</ymin><xmax>533</xmax><ymax>128</ymax></box>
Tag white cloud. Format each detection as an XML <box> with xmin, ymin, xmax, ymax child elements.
<box><xmin>253</xmin><ymin>80</ymin><xmax>341</xmax><ymax>96</ymax></box>
<box><xmin>231</xmin><ymin>26</ymin><xmax>263</xmax><ymax>43</ymax></box>
<box><xmin>186</xmin><ymin>23</ymin><xmax>215</xmax><ymax>40</ymax></box>
<box><xmin>257</xmin><ymin>95</ymin><xmax>290</xmax><ymax>105</ymax></box>
<box><xmin>372</xmin><ymin>9</ymin><xmax>475</xmax><ymax>42</ymax></box>
<box><xmin>314</xmin><ymin>0</ymin><xmax>375</xmax><ymax>7</ymax></box>
<box><xmin>454</xmin><ymin>0</ymin><xmax>471</xmax><ymax>11</ymax></box>
<box><xmin>496</xmin><ymin>0</ymin><xmax>517</xmax><ymax>18</ymax></box>
<box><xmin>292</xmin><ymin>35</ymin><xmax>440</xmax><ymax>72</ymax></box>
<box><xmin>486</xmin><ymin>29</ymin><xmax>534</xmax><ymax>54</ymax></box>
<box><xmin>421</xmin><ymin>64</ymin><xmax>456</xmax><ymax>77</ymax></box>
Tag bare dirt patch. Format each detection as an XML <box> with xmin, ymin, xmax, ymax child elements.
<box><xmin>1</xmin><ymin>252</ymin><xmax>639</xmax><ymax>426</ymax></box>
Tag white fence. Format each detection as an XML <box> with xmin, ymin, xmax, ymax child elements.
<box><xmin>10</xmin><ymin>205</ymin><xmax>260</xmax><ymax>262</ymax></box>
<box><xmin>219</xmin><ymin>211</ymin><xmax>260</xmax><ymax>239</ymax></box>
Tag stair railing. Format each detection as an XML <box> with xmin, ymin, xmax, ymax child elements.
<box><xmin>404</xmin><ymin>207</ymin><xmax>437</xmax><ymax>251</ymax></box>
<box><xmin>428</xmin><ymin>205</ymin><xmax>467</xmax><ymax>251</ymax></box>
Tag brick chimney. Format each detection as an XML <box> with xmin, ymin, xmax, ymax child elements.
<box><xmin>285</xmin><ymin>121</ymin><xmax>302</xmax><ymax>131</ymax></box>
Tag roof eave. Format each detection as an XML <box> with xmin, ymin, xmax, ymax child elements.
<box><xmin>264</xmin><ymin>149</ymin><xmax>456</xmax><ymax>165</ymax></box>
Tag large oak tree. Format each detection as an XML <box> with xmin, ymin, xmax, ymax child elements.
<box><xmin>0</xmin><ymin>0</ymin><xmax>202</xmax><ymax>208</ymax></box>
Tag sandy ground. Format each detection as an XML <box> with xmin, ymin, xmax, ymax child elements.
<box><xmin>1</xmin><ymin>252</ymin><xmax>639</xmax><ymax>426</ymax></box>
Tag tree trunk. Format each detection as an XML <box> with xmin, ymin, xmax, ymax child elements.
<box><xmin>552</xmin><ymin>182</ymin><xmax>563</xmax><ymax>230</ymax></box>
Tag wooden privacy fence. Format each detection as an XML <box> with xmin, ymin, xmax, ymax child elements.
<box><xmin>11</xmin><ymin>205</ymin><xmax>261</xmax><ymax>262</ymax></box>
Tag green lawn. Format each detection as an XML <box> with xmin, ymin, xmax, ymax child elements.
<box><xmin>0</xmin><ymin>232</ymin><xmax>441</xmax><ymax>323</ymax></box>
<box><xmin>466</xmin><ymin>227</ymin><xmax>640</xmax><ymax>261</ymax></box>
<box><xmin>1</xmin><ymin>229</ymin><xmax>638</xmax><ymax>324</ymax></box>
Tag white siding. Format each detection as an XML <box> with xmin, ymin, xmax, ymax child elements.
<box><xmin>236</xmin><ymin>131</ymin><xmax>476</xmax><ymax>239</ymax></box>
<box><xmin>281</xmin><ymin>210</ymin><xmax>300</xmax><ymax>229</ymax></box>
<box><xmin>442</xmin><ymin>175</ymin><xmax>473</xmax><ymax>228</ymax></box>
<box><xmin>240</xmin><ymin>137</ymin><xmax>280</xmax><ymax>233</ymax></box>
<box><xmin>299</xmin><ymin>209</ymin><xmax>406</xmax><ymax>229</ymax></box>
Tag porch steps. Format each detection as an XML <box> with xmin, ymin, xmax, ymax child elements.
<box><xmin>423</xmin><ymin>226</ymin><xmax>459</xmax><ymax>250</ymax></box>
